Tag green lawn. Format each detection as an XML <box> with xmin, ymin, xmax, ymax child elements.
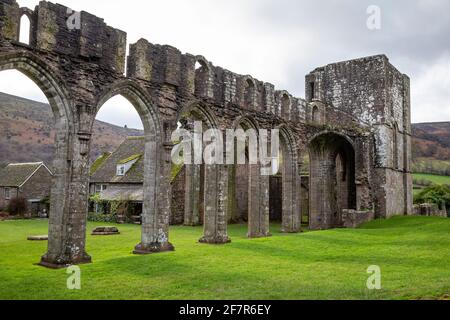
<box><xmin>413</xmin><ymin>173</ymin><xmax>450</xmax><ymax>185</ymax></box>
<box><xmin>0</xmin><ymin>217</ymin><xmax>449</xmax><ymax>300</ymax></box>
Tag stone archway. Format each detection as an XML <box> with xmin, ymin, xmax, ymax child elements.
<box><xmin>277</xmin><ymin>126</ymin><xmax>301</xmax><ymax>233</ymax></box>
<box><xmin>0</xmin><ymin>51</ymin><xmax>84</xmax><ymax>267</ymax></box>
<box><xmin>94</xmin><ymin>80</ymin><xmax>174</xmax><ymax>254</ymax></box>
<box><xmin>176</xmin><ymin>103</ymin><xmax>230</xmax><ymax>244</ymax></box>
<box><xmin>309</xmin><ymin>132</ymin><xmax>357</xmax><ymax>230</ymax></box>
<box><xmin>229</xmin><ymin>116</ymin><xmax>270</xmax><ymax>238</ymax></box>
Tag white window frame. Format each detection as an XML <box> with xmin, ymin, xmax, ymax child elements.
<box><xmin>117</xmin><ymin>165</ymin><xmax>126</xmax><ymax>176</ymax></box>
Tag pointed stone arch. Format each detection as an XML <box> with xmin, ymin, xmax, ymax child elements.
<box><xmin>276</xmin><ymin>125</ymin><xmax>301</xmax><ymax>233</ymax></box>
<box><xmin>177</xmin><ymin>102</ymin><xmax>230</xmax><ymax>244</ymax></box>
<box><xmin>308</xmin><ymin>131</ymin><xmax>357</xmax><ymax>230</ymax></box>
<box><xmin>0</xmin><ymin>51</ymin><xmax>87</xmax><ymax>267</ymax></box>
<box><xmin>95</xmin><ymin>79</ymin><xmax>174</xmax><ymax>254</ymax></box>
<box><xmin>229</xmin><ymin>115</ymin><xmax>270</xmax><ymax>238</ymax></box>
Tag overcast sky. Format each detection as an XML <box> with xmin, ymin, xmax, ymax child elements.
<box><xmin>0</xmin><ymin>0</ymin><xmax>449</xmax><ymax>129</ymax></box>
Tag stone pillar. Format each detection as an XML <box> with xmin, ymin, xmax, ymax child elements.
<box><xmin>184</xmin><ymin>164</ymin><xmax>201</xmax><ymax>226</ymax></box>
<box><xmin>309</xmin><ymin>151</ymin><xmax>334</xmax><ymax>230</ymax></box>
<box><xmin>39</xmin><ymin>133</ymin><xmax>92</xmax><ymax>268</ymax></box>
<box><xmin>200</xmin><ymin>164</ymin><xmax>231</xmax><ymax>244</ymax></box>
<box><xmin>281</xmin><ymin>154</ymin><xmax>301</xmax><ymax>233</ymax></box>
<box><xmin>134</xmin><ymin>135</ymin><xmax>175</xmax><ymax>254</ymax></box>
<box><xmin>248</xmin><ymin>164</ymin><xmax>271</xmax><ymax>238</ymax></box>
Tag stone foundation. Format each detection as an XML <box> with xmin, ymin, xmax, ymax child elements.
<box><xmin>413</xmin><ymin>204</ymin><xmax>447</xmax><ymax>218</ymax></box>
<box><xmin>342</xmin><ymin>209</ymin><xmax>375</xmax><ymax>228</ymax></box>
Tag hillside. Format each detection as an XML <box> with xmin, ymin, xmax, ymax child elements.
<box><xmin>0</xmin><ymin>92</ymin><xmax>143</xmax><ymax>168</ymax></box>
<box><xmin>412</xmin><ymin>122</ymin><xmax>450</xmax><ymax>160</ymax></box>
<box><xmin>412</xmin><ymin>122</ymin><xmax>450</xmax><ymax>175</ymax></box>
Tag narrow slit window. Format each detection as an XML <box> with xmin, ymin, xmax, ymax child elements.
<box><xmin>310</xmin><ymin>82</ymin><xmax>315</xmax><ymax>100</ymax></box>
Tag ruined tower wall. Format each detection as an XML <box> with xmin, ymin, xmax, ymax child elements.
<box><xmin>306</xmin><ymin>56</ymin><xmax>413</xmax><ymax>218</ymax></box>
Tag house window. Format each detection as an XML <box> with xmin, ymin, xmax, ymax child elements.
<box><xmin>95</xmin><ymin>185</ymin><xmax>108</xmax><ymax>193</ymax></box>
<box><xmin>117</xmin><ymin>165</ymin><xmax>126</xmax><ymax>176</ymax></box>
<box><xmin>4</xmin><ymin>188</ymin><xmax>10</xmax><ymax>200</ymax></box>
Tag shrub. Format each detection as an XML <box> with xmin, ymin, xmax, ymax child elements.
<box><xmin>7</xmin><ymin>197</ymin><xmax>29</xmax><ymax>216</ymax></box>
<box><xmin>413</xmin><ymin>178</ymin><xmax>433</xmax><ymax>187</ymax></box>
<box><xmin>414</xmin><ymin>184</ymin><xmax>450</xmax><ymax>211</ymax></box>
<box><xmin>87</xmin><ymin>212</ymin><xmax>117</xmax><ymax>223</ymax></box>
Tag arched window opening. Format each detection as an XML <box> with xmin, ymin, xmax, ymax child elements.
<box><xmin>19</xmin><ymin>14</ymin><xmax>31</xmax><ymax>45</ymax></box>
<box><xmin>309</xmin><ymin>133</ymin><xmax>356</xmax><ymax>230</ymax></box>
<box><xmin>269</xmin><ymin>128</ymin><xmax>300</xmax><ymax>234</ymax></box>
<box><xmin>309</xmin><ymin>82</ymin><xmax>315</xmax><ymax>100</ymax></box>
<box><xmin>90</xmin><ymin>95</ymin><xmax>144</xmax><ymax>221</ymax></box>
<box><xmin>0</xmin><ymin>69</ymin><xmax>54</xmax><ymax>219</ymax></box>
<box><xmin>229</xmin><ymin>123</ymin><xmax>251</xmax><ymax>225</ymax></box>
<box><xmin>178</xmin><ymin>110</ymin><xmax>211</xmax><ymax>227</ymax></box>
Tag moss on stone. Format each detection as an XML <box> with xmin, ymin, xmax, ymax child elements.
<box><xmin>90</xmin><ymin>152</ymin><xmax>111</xmax><ymax>175</ymax></box>
<box><xmin>118</xmin><ymin>153</ymin><xmax>142</xmax><ymax>165</ymax></box>
<box><xmin>171</xmin><ymin>163</ymin><xmax>184</xmax><ymax>183</ymax></box>
<box><xmin>3</xmin><ymin>16</ymin><xmax>17</xmax><ymax>40</ymax></box>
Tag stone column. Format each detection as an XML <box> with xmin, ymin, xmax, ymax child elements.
<box><xmin>134</xmin><ymin>135</ymin><xmax>175</xmax><ymax>254</ymax></box>
<box><xmin>39</xmin><ymin>132</ymin><xmax>92</xmax><ymax>268</ymax></box>
<box><xmin>309</xmin><ymin>151</ymin><xmax>335</xmax><ymax>230</ymax></box>
<box><xmin>184</xmin><ymin>164</ymin><xmax>201</xmax><ymax>226</ymax></box>
<box><xmin>200</xmin><ymin>164</ymin><xmax>231</xmax><ymax>244</ymax></box>
<box><xmin>281</xmin><ymin>155</ymin><xmax>301</xmax><ymax>233</ymax></box>
<box><xmin>248</xmin><ymin>164</ymin><xmax>271</xmax><ymax>238</ymax></box>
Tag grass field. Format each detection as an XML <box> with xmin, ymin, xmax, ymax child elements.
<box><xmin>413</xmin><ymin>173</ymin><xmax>450</xmax><ymax>186</ymax></box>
<box><xmin>412</xmin><ymin>173</ymin><xmax>450</xmax><ymax>196</ymax></box>
<box><xmin>0</xmin><ymin>217</ymin><xmax>449</xmax><ymax>300</ymax></box>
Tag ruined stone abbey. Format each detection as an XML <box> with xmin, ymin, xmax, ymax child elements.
<box><xmin>0</xmin><ymin>0</ymin><xmax>413</xmax><ymax>268</ymax></box>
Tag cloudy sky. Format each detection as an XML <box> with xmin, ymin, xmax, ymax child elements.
<box><xmin>0</xmin><ymin>0</ymin><xmax>449</xmax><ymax>129</ymax></box>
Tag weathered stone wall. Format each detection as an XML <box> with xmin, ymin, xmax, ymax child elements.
<box><xmin>306</xmin><ymin>56</ymin><xmax>412</xmax><ymax>219</ymax></box>
<box><xmin>342</xmin><ymin>209</ymin><xmax>375</xmax><ymax>228</ymax></box>
<box><xmin>269</xmin><ymin>176</ymin><xmax>282</xmax><ymax>222</ymax></box>
<box><xmin>413</xmin><ymin>204</ymin><xmax>447</xmax><ymax>218</ymax></box>
<box><xmin>171</xmin><ymin>166</ymin><xmax>185</xmax><ymax>225</ymax></box>
<box><xmin>300</xmin><ymin>176</ymin><xmax>309</xmax><ymax>223</ymax></box>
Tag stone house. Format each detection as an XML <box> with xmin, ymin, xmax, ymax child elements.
<box><xmin>90</xmin><ymin>137</ymin><xmax>185</xmax><ymax>224</ymax></box>
<box><xmin>0</xmin><ymin>162</ymin><xmax>52</xmax><ymax>216</ymax></box>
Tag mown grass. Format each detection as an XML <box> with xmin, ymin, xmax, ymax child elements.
<box><xmin>0</xmin><ymin>217</ymin><xmax>449</xmax><ymax>300</ymax></box>
<box><xmin>413</xmin><ymin>173</ymin><xmax>450</xmax><ymax>186</ymax></box>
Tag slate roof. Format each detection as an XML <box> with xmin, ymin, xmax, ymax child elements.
<box><xmin>90</xmin><ymin>137</ymin><xmax>145</xmax><ymax>184</ymax></box>
<box><xmin>0</xmin><ymin>162</ymin><xmax>49</xmax><ymax>187</ymax></box>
